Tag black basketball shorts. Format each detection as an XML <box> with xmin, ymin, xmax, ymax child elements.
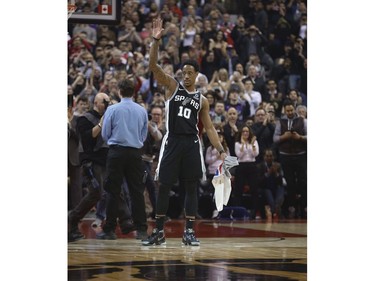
<box><xmin>156</xmin><ymin>134</ymin><xmax>205</xmax><ymax>185</ymax></box>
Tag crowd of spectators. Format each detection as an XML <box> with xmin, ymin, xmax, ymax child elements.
<box><xmin>68</xmin><ymin>0</ymin><xmax>308</xmax><ymax>220</ymax></box>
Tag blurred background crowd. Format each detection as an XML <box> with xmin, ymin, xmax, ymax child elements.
<box><xmin>68</xmin><ymin>0</ymin><xmax>308</xmax><ymax>222</ymax></box>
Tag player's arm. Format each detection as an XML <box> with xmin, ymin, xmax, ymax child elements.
<box><xmin>149</xmin><ymin>17</ymin><xmax>177</xmax><ymax>99</ymax></box>
<box><xmin>200</xmin><ymin>97</ymin><xmax>227</xmax><ymax>160</ymax></box>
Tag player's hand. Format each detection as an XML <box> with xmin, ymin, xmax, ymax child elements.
<box><xmin>152</xmin><ymin>17</ymin><xmax>164</xmax><ymax>40</ymax></box>
<box><xmin>220</xmin><ymin>152</ymin><xmax>227</xmax><ymax>161</ymax></box>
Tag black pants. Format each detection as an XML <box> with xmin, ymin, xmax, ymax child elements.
<box><xmin>68</xmin><ymin>161</ymin><xmax>83</xmax><ymax>210</ymax></box>
<box><xmin>158</xmin><ymin>134</ymin><xmax>203</xmax><ymax>185</ymax></box>
<box><xmin>232</xmin><ymin>162</ymin><xmax>259</xmax><ymax>212</ymax></box>
<box><xmin>156</xmin><ymin>134</ymin><xmax>202</xmax><ymax>219</ymax></box>
<box><xmin>279</xmin><ymin>153</ymin><xmax>307</xmax><ymax>210</ymax></box>
<box><xmin>68</xmin><ymin>162</ymin><xmax>105</xmax><ymax>228</ymax></box>
<box><xmin>103</xmin><ymin>146</ymin><xmax>147</xmax><ymax>232</ymax></box>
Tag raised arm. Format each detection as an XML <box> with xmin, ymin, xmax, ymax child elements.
<box><xmin>149</xmin><ymin>17</ymin><xmax>177</xmax><ymax>98</ymax></box>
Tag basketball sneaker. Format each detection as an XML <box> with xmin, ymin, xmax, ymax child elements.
<box><xmin>141</xmin><ymin>228</ymin><xmax>166</xmax><ymax>246</ymax></box>
<box><xmin>182</xmin><ymin>228</ymin><xmax>200</xmax><ymax>246</ymax></box>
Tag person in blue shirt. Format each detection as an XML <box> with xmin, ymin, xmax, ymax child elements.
<box><xmin>97</xmin><ymin>79</ymin><xmax>149</xmax><ymax>240</ymax></box>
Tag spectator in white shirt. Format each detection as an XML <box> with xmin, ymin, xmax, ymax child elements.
<box><xmin>231</xmin><ymin>125</ymin><xmax>260</xmax><ymax>217</ymax></box>
<box><xmin>241</xmin><ymin>78</ymin><xmax>262</xmax><ymax>117</ymax></box>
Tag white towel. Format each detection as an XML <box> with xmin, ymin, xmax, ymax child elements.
<box><xmin>212</xmin><ymin>156</ymin><xmax>239</xmax><ymax>211</ymax></box>
<box><xmin>223</xmin><ymin>156</ymin><xmax>239</xmax><ymax>177</ymax></box>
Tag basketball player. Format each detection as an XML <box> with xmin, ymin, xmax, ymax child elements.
<box><xmin>142</xmin><ymin>17</ymin><xmax>228</xmax><ymax>246</ymax></box>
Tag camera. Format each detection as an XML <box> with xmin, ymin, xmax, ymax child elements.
<box><xmin>103</xmin><ymin>99</ymin><xmax>109</xmax><ymax>110</ymax></box>
<box><xmin>82</xmin><ymin>162</ymin><xmax>99</xmax><ymax>189</ymax></box>
<box><xmin>68</xmin><ymin>94</ymin><xmax>74</xmax><ymax>107</ymax></box>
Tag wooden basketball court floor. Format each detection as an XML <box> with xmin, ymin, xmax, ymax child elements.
<box><xmin>68</xmin><ymin>216</ymin><xmax>307</xmax><ymax>280</ymax></box>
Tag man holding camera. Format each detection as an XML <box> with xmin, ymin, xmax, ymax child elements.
<box><xmin>142</xmin><ymin>106</ymin><xmax>165</xmax><ymax>219</ymax></box>
<box><xmin>68</xmin><ymin>92</ymin><xmax>112</xmax><ymax>242</ymax></box>
<box><xmin>273</xmin><ymin>99</ymin><xmax>307</xmax><ymax>219</ymax></box>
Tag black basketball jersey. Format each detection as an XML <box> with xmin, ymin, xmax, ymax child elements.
<box><xmin>165</xmin><ymin>82</ymin><xmax>202</xmax><ymax>135</ymax></box>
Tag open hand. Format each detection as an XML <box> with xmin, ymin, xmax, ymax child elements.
<box><xmin>152</xmin><ymin>17</ymin><xmax>164</xmax><ymax>40</ymax></box>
